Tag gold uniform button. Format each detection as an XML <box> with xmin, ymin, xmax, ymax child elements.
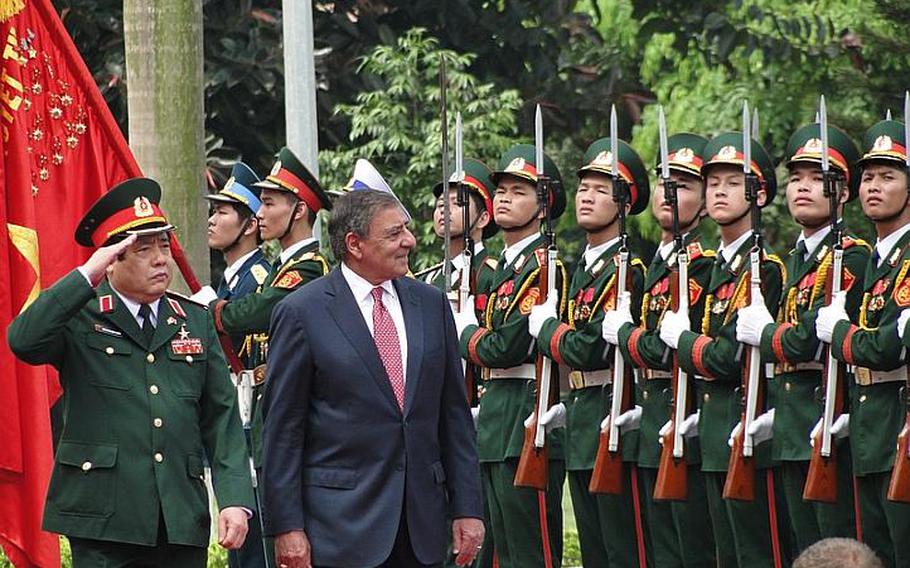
<box><xmin>859</xmin><ymin>395</ymin><xmax>867</xmax><ymax>403</ymax></box>
<box><xmin>81</xmin><ymin>461</ymin><xmax>92</xmax><ymax>471</ymax></box>
<box><xmin>149</xmin><ymin>384</ymin><xmax>159</xmax><ymax>395</ymax></box>
<box><xmin>185</xmin><ymin>355</ymin><xmax>193</xmax><ymax>364</ymax></box>
<box><xmin>154</xmin><ymin>452</ymin><xmax>164</xmax><ymax>463</ymax></box>
<box><xmin>784</xmin><ymin>382</ymin><xmax>792</xmax><ymax>392</ymax></box>
<box><xmin>703</xmin><ymin>393</ymin><xmax>711</xmax><ymax>403</ymax></box>
<box><xmin>146</xmin><ymin>353</ymin><xmax>155</xmax><ymax>363</ymax></box>
<box><xmin>153</xmin><ymin>418</ymin><xmax>163</xmax><ymax>428</ymax></box>
<box><xmin>105</xmin><ymin>347</ymin><xmax>114</xmax><ymax>355</ymax></box>
<box><xmin>642</xmin><ymin>390</ymin><xmax>649</xmax><ymax>400</ymax></box>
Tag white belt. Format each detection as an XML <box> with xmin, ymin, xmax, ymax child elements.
<box><xmin>489</xmin><ymin>364</ymin><xmax>537</xmax><ymax>380</ymax></box>
<box><xmin>569</xmin><ymin>369</ymin><xmax>612</xmax><ymax>389</ymax></box>
<box><xmin>851</xmin><ymin>365</ymin><xmax>907</xmax><ymax>386</ymax></box>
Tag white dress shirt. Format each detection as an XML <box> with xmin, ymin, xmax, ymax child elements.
<box><xmin>874</xmin><ymin>223</ymin><xmax>910</xmax><ymax>267</ymax></box>
<box><xmin>279</xmin><ymin>237</ymin><xmax>317</xmax><ymax>267</ymax></box>
<box><xmin>718</xmin><ymin>230</ymin><xmax>753</xmax><ymax>265</ymax></box>
<box><xmin>795</xmin><ymin>224</ymin><xmax>833</xmax><ymax>261</ymax></box>
<box><xmin>501</xmin><ymin>232</ymin><xmax>541</xmax><ymax>267</ymax></box>
<box><xmin>583</xmin><ymin>236</ymin><xmax>620</xmax><ymax>271</ymax></box>
<box><xmin>222</xmin><ymin>248</ymin><xmax>260</xmax><ymax>292</ymax></box>
<box><xmin>110</xmin><ymin>285</ymin><xmax>160</xmax><ymax>328</ymax></box>
<box><xmin>450</xmin><ymin>243</ymin><xmax>485</xmax><ymax>288</ymax></box>
<box><xmin>341</xmin><ymin>262</ymin><xmax>408</xmax><ymax>381</ymax></box>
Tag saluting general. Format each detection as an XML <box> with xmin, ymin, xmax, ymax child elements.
<box><xmin>7</xmin><ymin>178</ymin><xmax>255</xmax><ymax>567</ymax></box>
<box><xmin>260</xmin><ymin>188</ymin><xmax>484</xmax><ymax>568</ymax></box>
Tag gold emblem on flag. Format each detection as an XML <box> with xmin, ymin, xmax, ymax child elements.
<box><xmin>717</xmin><ymin>145</ymin><xmax>738</xmax><ymax>160</ymax></box>
<box><xmin>270</xmin><ymin>160</ymin><xmax>282</xmax><ymax>176</ymax></box>
<box><xmin>134</xmin><ymin>196</ymin><xmax>153</xmax><ymax>218</ymax></box>
<box><xmin>0</xmin><ymin>0</ymin><xmax>25</xmax><ymax>23</ymax></box>
<box><xmin>873</xmin><ymin>135</ymin><xmax>893</xmax><ymax>152</ymax></box>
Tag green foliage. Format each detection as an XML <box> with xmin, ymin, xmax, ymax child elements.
<box><xmin>318</xmin><ymin>29</ymin><xmax>522</xmax><ymax>270</ymax></box>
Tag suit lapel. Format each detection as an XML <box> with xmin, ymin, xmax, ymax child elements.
<box><xmin>326</xmin><ymin>269</ymin><xmax>400</xmax><ymax>412</ymax></box>
<box><xmin>148</xmin><ymin>298</ymin><xmax>182</xmax><ymax>352</ymax></box>
<box><xmin>396</xmin><ymin>278</ymin><xmax>423</xmax><ymax>416</ymax></box>
<box><xmin>96</xmin><ymin>283</ymin><xmax>147</xmax><ymax>347</ymax></box>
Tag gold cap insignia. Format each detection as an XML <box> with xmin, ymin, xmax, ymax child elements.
<box><xmin>717</xmin><ymin>145</ymin><xmax>738</xmax><ymax>160</ymax></box>
<box><xmin>224</xmin><ymin>176</ymin><xmax>235</xmax><ymax>191</ymax></box>
<box><xmin>592</xmin><ymin>150</ymin><xmax>613</xmax><ymax>168</ymax></box>
<box><xmin>506</xmin><ymin>157</ymin><xmax>526</xmax><ymax>173</ymax></box>
<box><xmin>674</xmin><ymin>147</ymin><xmax>695</xmax><ymax>163</ymax></box>
<box><xmin>448</xmin><ymin>170</ymin><xmax>464</xmax><ymax>183</ymax></box>
<box><xmin>804</xmin><ymin>138</ymin><xmax>823</xmax><ymax>152</ymax></box>
<box><xmin>134</xmin><ymin>196</ymin><xmax>153</xmax><ymax>217</ymax></box>
<box><xmin>270</xmin><ymin>160</ymin><xmax>282</xmax><ymax>176</ymax></box>
<box><xmin>873</xmin><ymin>135</ymin><xmax>894</xmax><ymax>152</ymax></box>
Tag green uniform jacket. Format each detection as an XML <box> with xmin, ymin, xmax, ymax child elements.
<box><xmin>8</xmin><ymin>270</ymin><xmax>254</xmax><ymax>546</ymax></box>
<box><xmin>460</xmin><ymin>235</ymin><xmax>567</xmax><ymax>462</ymax></box>
<box><xmin>675</xmin><ymin>238</ymin><xmax>784</xmax><ymax>472</ymax></box>
<box><xmin>617</xmin><ymin>233</ymin><xmax>716</xmax><ymax>468</ymax></box>
<box><xmin>536</xmin><ymin>240</ymin><xmax>646</xmax><ymax>470</ymax></box>
<box><xmin>759</xmin><ymin>235</ymin><xmax>870</xmax><ymax>462</ymax></box>
<box><xmin>831</xmin><ymin>229</ymin><xmax>910</xmax><ymax>475</ymax></box>
<box><xmin>212</xmin><ymin>240</ymin><xmax>330</xmax><ymax>336</ymax></box>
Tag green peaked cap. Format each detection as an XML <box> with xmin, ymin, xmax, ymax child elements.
<box><xmin>578</xmin><ymin>137</ymin><xmax>651</xmax><ymax>215</ymax></box>
<box><xmin>491</xmin><ymin>143</ymin><xmax>566</xmax><ymax>219</ymax></box>
<box><xmin>254</xmin><ymin>146</ymin><xmax>333</xmax><ymax>212</ymax></box>
<box><xmin>433</xmin><ymin>157</ymin><xmax>499</xmax><ymax>238</ymax></box>
<box><xmin>785</xmin><ymin>123</ymin><xmax>861</xmax><ymax>200</ymax></box>
<box><xmin>703</xmin><ymin>132</ymin><xmax>778</xmax><ymax>205</ymax></box>
<box><xmin>75</xmin><ymin>177</ymin><xmax>175</xmax><ymax>248</ymax></box>
<box><xmin>858</xmin><ymin>119</ymin><xmax>908</xmax><ymax>168</ymax></box>
<box><xmin>656</xmin><ymin>133</ymin><xmax>709</xmax><ymax>178</ymax></box>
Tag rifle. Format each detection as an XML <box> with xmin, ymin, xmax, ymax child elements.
<box><xmin>724</xmin><ymin>103</ymin><xmax>765</xmax><ymax>502</ymax></box>
<box><xmin>454</xmin><ymin>113</ymin><xmax>477</xmax><ymax>404</ymax></box>
<box><xmin>515</xmin><ymin>105</ymin><xmax>558</xmax><ymax>491</ymax></box>
<box><xmin>805</xmin><ymin>96</ymin><xmax>849</xmax><ymax>503</ymax></box>
<box><xmin>439</xmin><ymin>56</ymin><xmax>452</xmax><ymax>291</ymax></box>
<box><xmin>654</xmin><ymin>106</ymin><xmax>693</xmax><ymax>501</ymax></box>
<box><xmin>888</xmin><ymin>91</ymin><xmax>910</xmax><ymax>503</ymax></box>
<box><xmin>590</xmin><ymin>105</ymin><xmax>634</xmax><ymax>495</ymax></box>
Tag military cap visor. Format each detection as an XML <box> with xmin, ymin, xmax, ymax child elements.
<box><xmin>492</xmin><ymin>144</ymin><xmax>566</xmax><ymax>219</ymax></box>
<box><xmin>702</xmin><ymin>132</ymin><xmax>778</xmax><ymax>205</ymax></box>
<box><xmin>654</xmin><ymin>133</ymin><xmax>709</xmax><ymax>178</ymax></box>
<box><xmin>858</xmin><ymin>120</ymin><xmax>908</xmax><ymax>167</ymax></box>
<box><xmin>205</xmin><ymin>178</ymin><xmax>262</xmax><ymax>214</ymax></box>
<box><xmin>433</xmin><ymin>158</ymin><xmax>499</xmax><ymax>238</ymax></box>
<box><xmin>785</xmin><ymin>123</ymin><xmax>861</xmax><ymax>199</ymax></box>
<box><xmin>254</xmin><ymin>147</ymin><xmax>333</xmax><ymax>212</ymax></box>
<box><xmin>75</xmin><ymin>177</ymin><xmax>175</xmax><ymax>248</ymax></box>
<box><xmin>578</xmin><ymin>138</ymin><xmax>651</xmax><ymax>215</ymax></box>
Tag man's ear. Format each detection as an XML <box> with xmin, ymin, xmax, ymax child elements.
<box><xmin>293</xmin><ymin>201</ymin><xmax>308</xmax><ymax>222</ymax></box>
<box><xmin>757</xmin><ymin>187</ymin><xmax>768</xmax><ymax>208</ymax></box>
<box><xmin>344</xmin><ymin>232</ymin><xmax>362</xmax><ymax>261</ymax></box>
<box><xmin>476</xmin><ymin>210</ymin><xmax>491</xmax><ymax>231</ymax></box>
<box><xmin>244</xmin><ymin>217</ymin><xmax>260</xmax><ymax>237</ymax></box>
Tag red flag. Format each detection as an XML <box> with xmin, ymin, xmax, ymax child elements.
<box><xmin>0</xmin><ymin>0</ymin><xmax>141</xmax><ymax>565</ymax></box>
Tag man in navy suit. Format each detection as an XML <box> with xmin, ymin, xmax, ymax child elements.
<box><xmin>261</xmin><ymin>189</ymin><xmax>485</xmax><ymax>568</ymax></box>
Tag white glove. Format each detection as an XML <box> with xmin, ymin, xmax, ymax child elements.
<box><xmin>524</xmin><ymin>402</ymin><xmax>567</xmax><ymax>434</ymax></box>
<box><xmin>816</xmin><ymin>291</ymin><xmax>848</xmax><ymax>343</ymax></box>
<box><xmin>453</xmin><ymin>298</ymin><xmax>479</xmax><ymax>337</ymax></box>
<box><xmin>735</xmin><ymin>304</ymin><xmax>774</xmax><ymax>346</ymax></box>
<box><xmin>898</xmin><ymin>310</ymin><xmax>910</xmax><ymax>340</ymax></box>
<box><xmin>657</xmin><ymin>410</ymin><xmax>700</xmax><ymax>446</ymax></box>
<box><xmin>528</xmin><ymin>295</ymin><xmax>558</xmax><ymax>339</ymax></box>
<box><xmin>659</xmin><ymin>309</ymin><xmax>689</xmax><ymax>350</ymax></box>
<box><xmin>747</xmin><ymin>408</ymin><xmax>775</xmax><ymax>445</ymax></box>
<box><xmin>727</xmin><ymin>422</ymin><xmax>742</xmax><ymax>448</ymax></box>
<box><xmin>601</xmin><ymin>291</ymin><xmax>633</xmax><ymax>345</ymax></box>
<box><xmin>470</xmin><ymin>406</ymin><xmax>480</xmax><ymax>429</ymax></box>
<box><xmin>190</xmin><ymin>285</ymin><xmax>218</xmax><ymax>305</ymax></box>
<box><xmin>599</xmin><ymin>405</ymin><xmax>643</xmax><ymax>434</ymax></box>
<box><xmin>809</xmin><ymin>413</ymin><xmax>850</xmax><ymax>446</ymax></box>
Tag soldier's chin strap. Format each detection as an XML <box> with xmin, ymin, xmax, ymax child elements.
<box><xmin>277</xmin><ymin>199</ymin><xmax>302</xmax><ymax>242</ymax></box>
<box><xmin>503</xmin><ymin>204</ymin><xmax>544</xmax><ymax>235</ymax></box>
<box><xmin>223</xmin><ymin>214</ymin><xmax>255</xmax><ymax>255</ymax></box>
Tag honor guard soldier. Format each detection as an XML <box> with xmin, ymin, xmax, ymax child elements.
<box><xmin>737</xmin><ymin>123</ymin><xmax>867</xmax><ymax>552</ymax></box>
<box><xmin>533</xmin><ymin>137</ymin><xmax>651</xmax><ymax>567</ymax></box>
<box><xmin>817</xmin><ymin>119</ymin><xmax>910</xmax><ymax>567</ymax></box>
<box><xmin>659</xmin><ymin>132</ymin><xmax>785</xmax><ymax>567</ymax></box>
<box><xmin>418</xmin><ymin>157</ymin><xmax>499</xmax><ymax>568</ymax></box>
<box><xmin>454</xmin><ymin>144</ymin><xmax>567</xmax><ymax>568</ymax></box>
<box><xmin>8</xmin><ymin>178</ymin><xmax>254</xmax><ymax>567</ymax></box>
<box><xmin>605</xmin><ymin>133</ymin><xmax>717</xmax><ymax>567</ymax></box>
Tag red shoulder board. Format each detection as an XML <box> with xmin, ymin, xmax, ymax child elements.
<box><xmin>273</xmin><ymin>270</ymin><xmax>303</xmax><ymax>290</ymax></box>
<box><xmin>167</xmin><ymin>297</ymin><xmax>187</xmax><ymax>319</ymax></box>
<box><xmin>534</xmin><ymin>248</ymin><xmax>547</xmax><ymax>267</ymax></box>
<box><xmin>842</xmin><ymin>268</ymin><xmax>856</xmax><ymax>292</ymax></box>
<box><xmin>519</xmin><ymin>287</ymin><xmax>540</xmax><ymax>315</ymax></box>
<box><xmin>689</xmin><ymin>279</ymin><xmax>704</xmax><ymax>305</ymax></box>
<box><xmin>99</xmin><ymin>295</ymin><xmax>114</xmax><ymax>313</ymax></box>
<box><xmin>842</xmin><ymin>237</ymin><xmax>856</xmax><ymax>249</ymax></box>
<box><xmin>686</xmin><ymin>242</ymin><xmax>704</xmax><ymax>261</ymax></box>
<box><xmin>894</xmin><ymin>276</ymin><xmax>910</xmax><ymax>307</ymax></box>
<box><xmin>475</xmin><ymin>294</ymin><xmax>489</xmax><ymax>312</ymax></box>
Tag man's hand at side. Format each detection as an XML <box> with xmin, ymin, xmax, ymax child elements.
<box><xmin>452</xmin><ymin>517</ymin><xmax>485</xmax><ymax>567</ymax></box>
<box><xmin>275</xmin><ymin>530</ymin><xmax>312</xmax><ymax>568</ymax></box>
<box><xmin>217</xmin><ymin>506</ymin><xmax>249</xmax><ymax>550</ymax></box>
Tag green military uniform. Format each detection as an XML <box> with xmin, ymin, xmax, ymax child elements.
<box><xmin>757</xmin><ymin>124</ymin><xmax>866</xmax><ymax>552</ymax></box>
<box><xmin>210</xmin><ymin>147</ymin><xmax>332</xmax><ymax>467</ymax></box>
<box><xmin>828</xmin><ymin>120</ymin><xmax>910</xmax><ymax>568</ymax></box>
<box><xmin>459</xmin><ymin>144</ymin><xmax>567</xmax><ymax>568</ymax></box>
<box><xmin>415</xmin><ymin>157</ymin><xmax>500</xmax><ymax>568</ymax></box>
<box><xmin>8</xmin><ymin>179</ymin><xmax>254</xmax><ymax>567</ymax></box>
<box><xmin>535</xmin><ymin>137</ymin><xmax>650</xmax><ymax>567</ymax></box>
<box><xmin>615</xmin><ymin>133</ymin><xmax>717</xmax><ymax>567</ymax></box>
<box><xmin>673</xmin><ymin>133</ymin><xmax>786</xmax><ymax>568</ymax></box>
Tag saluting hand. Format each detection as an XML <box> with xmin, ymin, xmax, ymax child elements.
<box><xmin>79</xmin><ymin>233</ymin><xmax>137</xmax><ymax>286</ymax></box>
<box><xmin>217</xmin><ymin>506</ymin><xmax>249</xmax><ymax>550</ymax></box>
<box><xmin>275</xmin><ymin>529</ymin><xmax>312</xmax><ymax>568</ymax></box>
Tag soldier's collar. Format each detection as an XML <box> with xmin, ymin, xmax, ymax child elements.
<box><xmin>223</xmin><ymin>247</ymin><xmax>262</xmax><ymax>291</ymax></box>
<box><xmin>501</xmin><ymin>232</ymin><xmax>541</xmax><ymax>269</ymax></box>
<box><xmin>584</xmin><ymin>236</ymin><xmax>620</xmax><ymax>273</ymax></box>
<box><xmin>278</xmin><ymin>236</ymin><xmax>317</xmax><ymax>266</ymax></box>
<box><xmin>874</xmin><ymin>223</ymin><xmax>910</xmax><ymax>268</ymax></box>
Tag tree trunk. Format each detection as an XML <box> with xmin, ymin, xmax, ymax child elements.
<box><xmin>123</xmin><ymin>0</ymin><xmax>207</xmax><ymax>290</ymax></box>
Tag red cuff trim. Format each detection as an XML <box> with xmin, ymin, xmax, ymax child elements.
<box><xmin>213</xmin><ymin>300</ymin><xmax>228</xmax><ymax>334</ymax></box>
<box><xmin>692</xmin><ymin>335</ymin><xmax>714</xmax><ymax>378</ymax></box>
<box><xmin>628</xmin><ymin>327</ymin><xmax>647</xmax><ymax>368</ymax></box>
<box><xmin>549</xmin><ymin>323</ymin><xmax>571</xmax><ymax>366</ymax></box>
<box><xmin>842</xmin><ymin>324</ymin><xmax>858</xmax><ymax>365</ymax></box>
<box><xmin>772</xmin><ymin>323</ymin><xmax>794</xmax><ymax>364</ymax></box>
<box><xmin>467</xmin><ymin>328</ymin><xmax>488</xmax><ymax>366</ymax></box>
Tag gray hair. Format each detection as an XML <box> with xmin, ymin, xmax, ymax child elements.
<box><xmin>793</xmin><ymin>538</ymin><xmax>883</xmax><ymax>568</ymax></box>
<box><xmin>328</xmin><ymin>189</ymin><xmax>401</xmax><ymax>261</ymax></box>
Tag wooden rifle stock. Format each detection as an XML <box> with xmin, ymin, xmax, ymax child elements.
<box><xmin>887</xmin><ymin>383</ymin><xmax>910</xmax><ymax>502</ymax></box>
<box><xmin>654</xmin><ymin>261</ymin><xmax>691</xmax><ymax>501</ymax></box>
<box><xmin>805</xmin><ymin>259</ymin><xmax>847</xmax><ymax>503</ymax></box>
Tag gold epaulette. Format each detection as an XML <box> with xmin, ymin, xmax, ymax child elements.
<box><xmin>250</xmin><ymin>264</ymin><xmax>269</xmax><ymax>285</ymax></box>
<box><xmin>483</xmin><ymin>256</ymin><xmax>498</xmax><ymax>271</ymax></box>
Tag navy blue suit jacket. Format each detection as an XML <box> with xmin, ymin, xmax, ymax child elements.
<box><xmin>260</xmin><ymin>267</ymin><xmax>483</xmax><ymax>567</ymax></box>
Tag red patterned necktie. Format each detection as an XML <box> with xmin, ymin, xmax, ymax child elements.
<box><xmin>371</xmin><ymin>287</ymin><xmax>405</xmax><ymax>409</ymax></box>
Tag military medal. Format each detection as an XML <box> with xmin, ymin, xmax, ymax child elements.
<box><xmin>170</xmin><ymin>324</ymin><xmax>204</xmax><ymax>356</ymax></box>
<box><xmin>712</xmin><ymin>282</ymin><xmax>735</xmax><ymax>314</ymax></box>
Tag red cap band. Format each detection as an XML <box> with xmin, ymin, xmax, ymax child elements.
<box><xmin>268</xmin><ymin>167</ymin><xmax>324</xmax><ymax>214</ymax></box>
